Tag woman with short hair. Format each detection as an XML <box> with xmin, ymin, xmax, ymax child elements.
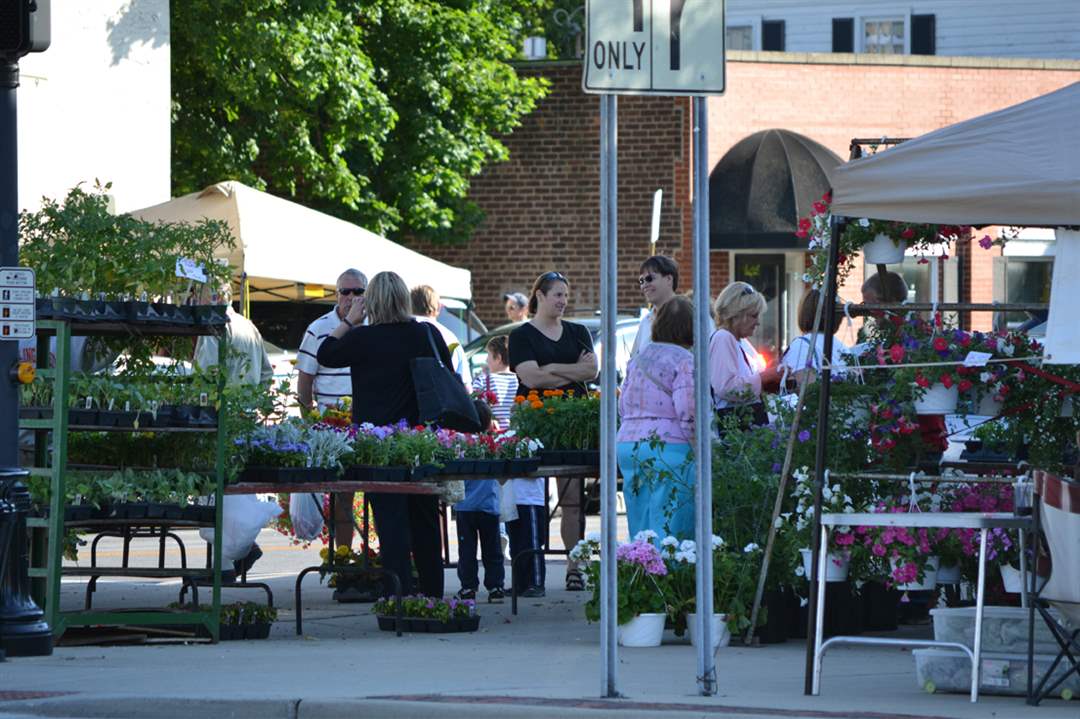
<box><xmin>317</xmin><ymin>270</ymin><xmax>453</xmax><ymax>598</ymax></box>
<box><xmin>709</xmin><ymin>281</ymin><xmax>783</xmax><ymax>428</ymax></box>
<box><xmin>780</xmin><ymin>289</ymin><xmax>849</xmax><ymax>386</ymax></box>
<box><xmin>617</xmin><ymin>295</ymin><xmax>697</xmax><ymax>541</ymax></box>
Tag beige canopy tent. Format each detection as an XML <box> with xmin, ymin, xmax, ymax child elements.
<box><xmin>828</xmin><ymin>81</ymin><xmax>1080</xmax><ymax>363</ymax></box>
<box><xmin>130</xmin><ymin>181</ymin><xmax>472</xmax><ymax>302</ymax></box>
<box><xmin>830</xmin><ymin>82</ymin><xmax>1080</xmax><ymax>227</ymax></box>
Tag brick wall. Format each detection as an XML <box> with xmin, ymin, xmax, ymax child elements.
<box><xmin>410</xmin><ymin>54</ymin><xmax>1080</xmax><ymax>330</ymax></box>
<box><xmin>408</xmin><ymin>63</ymin><xmax>691</xmax><ymax>328</ymax></box>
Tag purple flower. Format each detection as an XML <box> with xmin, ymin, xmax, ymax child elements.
<box><xmin>771</xmin><ymin>462</ymin><xmax>782</xmax><ymax>473</ymax></box>
<box><xmin>797</xmin><ymin>430</ymin><xmax>811</xmax><ymax>443</ymax></box>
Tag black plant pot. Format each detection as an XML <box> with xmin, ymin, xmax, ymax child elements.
<box><xmin>134</xmin><ymin>411</ymin><xmax>155</xmax><ymax>429</ymax></box>
<box><xmin>85</xmin><ymin>300</ymin><xmax>108</xmax><ymax>321</ymax></box>
<box><xmin>146</xmin><ymin>503</ymin><xmax>167</xmax><ymax>520</ymax></box>
<box><xmin>441</xmin><ymin>459</ymin><xmax>476</xmax><ymax>475</ymax></box>
<box><xmin>35</xmin><ymin>298</ymin><xmax>55</xmax><ymax>320</ymax></box>
<box><xmin>376</xmin><ymin>615</ymin><xmax>480</xmax><ymax>633</ymax></box>
<box><xmin>113</xmin><ymin>411</ymin><xmax>138</xmax><ymax>429</ymax></box>
<box><xmin>171</xmin><ymin>405</ymin><xmax>198</xmax><ymax>427</ymax></box>
<box><xmin>754</xmin><ymin>588</ymin><xmax>791</xmax><ymax>644</ymax></box>
<box><xmin>92</xmin><ymin>503</ymin><xmax>114</xmax><ymax>520</ymax></box>
<box><xmin>181</xmin><ymin>505</ymin><xmax>202</xmax><ymax>522</ymax></box>
<box><xmin>95</xmin><ymin>410</ymin><xmax>122</xmax><ymax>427</ymax></box>
<box><xmin>409</xmin><ymin>464</ymin><xmax>439</xmax><ymax>481</ymax></box>
<box><xmin>193</xmin><ymin>305</ymin><xmax>229</xmax><ymax>326</ymax></box>
<box><xmin>250</xmin><ymin>622</ymin><xmax>271</xmax><ymax>639</ymax></box>
<box><xmin>63</xmin><ymin>505</ymin><xmax>94</xmax><ymax>523</ymax></box>
<box><xmin>507</xmin><ymin>457</ymin><xmax>542</xmax><ymax>475</ymax></box>
<box><xmin>861</xmin><ymin>581</ymin><xmax>900</xmax><ymax>631</ymax></box>
<box><xmin>68</xmin><ymin>408</ymin><xmax>99</xmax><ymax>426</ymax></box>
<box><xmin>218</xmin><ymin>624</ymin><xmax>241</xmax><ymax>641</ymax></box>
<box><xmin>196</xmin><ymin>406</ymin><xmax>218</xmax><ymax>427</ymax></box>
<box><xmin>127</xmin><ymin>301</ymin><xmax>152</xmax><ymax>323</ymax></box>
<box><xmin>119</xmin><ymin>502</ymin><xmax>149</xmax><ymax>520</ymax></box>
<box><xmin>154</xmin><ymin>405</ymin><xmax>175</xmax><ymax>427</ymax></box>
<box><xmin>199</xmin><ymin>506</ymin><xmax>217</xmax><ymax>524</ymax></box>
<box><xmin>102</xmin><ymin>301</ymin><xmax>126</xmax><ymax>321</ymax></box>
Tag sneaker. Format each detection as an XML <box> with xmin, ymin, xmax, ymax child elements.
<box><xmin>456</xmin><ymin>588</ymin><xmax>477</xmax><ymax>600</ymax></box>
<box><xmin>488</xmin><ymin>587</ymin><xmax>506</xmax><ymax>603</ymax></box>
<box><xmin>233</xmin><ymin>544</ymin><xmax>263</xmax><ymax>577</ymax></box>
<box><xmin>520</xmin><ymin>586</ymin><xmax>545</xmax><ymax>598</ymax></box>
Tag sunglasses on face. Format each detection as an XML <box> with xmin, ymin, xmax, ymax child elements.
<box><xmin>638</xmin><ymin>273</ymin><xmax>660</xmax><ymax>286</ymax></box>
<box><xmin>338</xmin><ymin>287</ymin><xmax>365</xmax><ymax>296</ymax></box>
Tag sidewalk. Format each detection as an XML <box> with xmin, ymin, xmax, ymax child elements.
<box><xmin>2</xmin><ymin>529</ymin><xmax>1075</xmax><ymax>719</ymax></box>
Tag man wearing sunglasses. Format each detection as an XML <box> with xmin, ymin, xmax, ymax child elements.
<box><xmin>630</xmin><ymin>255</ymin><xmax>679</xmax><ymax>358</ymax></box>
<box><xmin>297</xmin><ymin>269</ymin><xmax>368</xmax><ymax>574</ymax></box>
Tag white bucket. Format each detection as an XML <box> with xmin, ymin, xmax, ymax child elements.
<box><xmin>688</xmin><ymin>613</ymin><xmax>731</xmax><ymax>651</ymax></box>
<box><xmin>914</xmin><ymin>383</ymin><xmax>959</xmax><ymax>414</ymax></box>
<box><xmin>999</xmin><ymin>564</ymin><xmax>1048</xmax><ymax>594</ymax></box>
<box><xmin>800</xmin><ymin>548</ymin><xmax>850</xmax><ymax>582</ymax></box>
<box><xmin>617</xmin><ymin>612</ymin><xmax>666</xmax><ymax>647</ymax></box>
<box><xmin>863</xmin><ymin>233</ymin><xmax>907</xmax><ymax>265</ymax></box>
<box><xmin>893</xmin><ymin>555</ymin><xmax>940</xmax><ymax>591</ymax></box>
<box><xmin>936</xmin><ymin>563</ymin><xmax>962</xmax><ymax>585</ymax></box>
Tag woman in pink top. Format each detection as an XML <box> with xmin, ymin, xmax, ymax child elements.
<box><xmin>617</xmin><ymin>296</ymin><xmax>696</xmax><ymax>541</ymax></box>
<box><xmin>709</xmin><ymin>281</ymin><xmax>783</xmax><ymax>430</ymax></box>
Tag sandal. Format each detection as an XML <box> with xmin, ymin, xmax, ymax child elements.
<box><xmin>565</xmin><ymin>571</ymin><xmax>585</xmax><ymax>591</ymax></box>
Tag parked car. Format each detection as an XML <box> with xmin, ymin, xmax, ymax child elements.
<box><xmin>462</xmin><ymin>315</ymin><xmax>640</xmax><ymax>387</ymax></box>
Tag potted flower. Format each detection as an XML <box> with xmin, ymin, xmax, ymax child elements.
<box><xmin>788</xmin><ymin>467</ymin><xmax>858</xmax><ymax>583</ymax></box>
<box><xmin>372</xmin><ymin>594</ymin><xmax>479</xmax><ymax>633</ymax></box>
<box><xmin>855</xmin><ymin>500</ymin><xmax>940</xmax><ymax>590</ymax></box>
<box><xmin>510</xmin><ymin>389</ymin><xmax>600</xmax><ymax>465</ymax></box>
<box><xmin>659</xmin><ymin>533</ymin><xmax>748</xmax><ymax>649</ymax></box>
<box><xmin>574</xmin><ymin>532</ymin><xmax>669</xmax><ymax>647</ymax></box>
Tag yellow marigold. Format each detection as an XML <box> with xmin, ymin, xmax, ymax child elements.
<box><xmin>336</xmin><ymin>544</ymin><xmax>350</xmax><ymax>557</ymax></box>
<box><xmin>567</xmin><ymin>389</ymin><xmax>575</xmax><ymax>397</ymax></box>
<box><xmin>530</xmin><ymin>400</ymin><xmax>544</xmax><ymax>409</ymax></box>
<box><xmin>547</xmin><ymin>408</ymin><xmax>556</xmax><ymax>414</ymax></box>
<box><xmin>319</xmin><ymin>548</ymin><xmax>329</xmax><ymax>560</ymax></box>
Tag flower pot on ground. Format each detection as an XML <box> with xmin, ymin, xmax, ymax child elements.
<box><xmin>372</xmin><ymin>595</ymin><xmax>479</xmax><ymax>633</ymax></box>
<box><xmin>799</xmin><ymin>548</ymin><xmax>850</xmax><ymax>582</ymax></box>
<box><xmin>575</xmin><ymin>534</ymin><xmax>669</xmax><ymax>635</ymax></box>
<box><xmin>914</xmin><ymin>384</ymin><xmax>959</xmax><ymax>415</ymax></box>
<box><xmin>688</xmin><ymin>613</ymin><xmax>730</xmax><ymax>650</ymax></box>
<box><xmin>863</xmin><ymin>234</ymin><xmax>907</xmax><ymax>264</ymax></box>
<box><xmin>617</xmin><ymin>612</ymin><xmax>666</xmax><ymax>647</ymax></box>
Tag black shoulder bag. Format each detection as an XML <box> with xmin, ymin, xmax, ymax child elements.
<box><xmin>410</xmin><ymin>323</ymin><xmax>482</xmax><ymax>432</ymax></box>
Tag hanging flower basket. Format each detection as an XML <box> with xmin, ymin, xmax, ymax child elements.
<box><xmin>891</xmin><ymin>555</ymin><xmax>940</xmax><ymax>591</ymax></box>
<box><xmin>863</xmin><ymin>233</ymin><xmax>907</xmax><ymax>264</ymax></box>
<box><xmin>799</xmin><ymin>548</ymin><xmax>850</xmax><ymax>583</ymax></box>
<box><xmin>914</xmin><ymin>383</ymin><xmax>959</xmax><ymax>415</ymax></box>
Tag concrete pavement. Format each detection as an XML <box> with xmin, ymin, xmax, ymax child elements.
<box><xmin>1</xmin><ymin>528</ymin><xmax>1076</xmax><ymax>718</ymax></box>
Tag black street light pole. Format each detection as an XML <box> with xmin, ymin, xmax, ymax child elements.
<box><xmin>0</xmin><ymin>0</ymin><xmax>53</xmax><ymax>658</ymax></box>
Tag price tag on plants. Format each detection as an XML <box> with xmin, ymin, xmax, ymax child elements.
<box><xmin>962</xmin><ymin>351</ymin><xmax>992</xmax><ymax>367</ymax></box>
<box><xmin>175</xmin><ymin>257</ymin><xmax>208</xmax><ymax>283</ymax></box>
<box><xmin>0</xmin><ymin>267</ymin><xmax>35</xmax><ymax>340</ymax></box>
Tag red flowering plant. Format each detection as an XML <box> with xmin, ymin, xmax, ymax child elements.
<box><xmin>797</xmin><ymin>194</ymin><xmax>998</xmax><ymax>289</ymax></box>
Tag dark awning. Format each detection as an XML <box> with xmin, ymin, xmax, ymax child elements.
<box><xmin>710</xmin><ymin>129</ymin><xmax>841</xmax><ymax>250</ymax></box>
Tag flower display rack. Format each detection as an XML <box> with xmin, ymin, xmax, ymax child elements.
<box><xmin>25</xmin><ymin>317</ymin><xmax>228</xmax><ymax>642</ymax></box>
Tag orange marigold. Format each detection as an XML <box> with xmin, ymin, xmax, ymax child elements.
<box><xmin>553</xmin><ymin>389</ymin><xmax>564</xmax><ymax>397</ymax></box>
<box><xmin>530</xmin><ymin>401</ymin><xmax>544</xmax><ymax>409</ymax></box>
<box><xmin>514</xmin><ymin>396</ymin><xmax>526</xmax><ymax>404</ymax></box>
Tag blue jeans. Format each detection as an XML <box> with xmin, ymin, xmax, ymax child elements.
<box><xmin>617</xmin><ymin>440</ymin><xmax>695</xmax><ymax>542</ymax></box>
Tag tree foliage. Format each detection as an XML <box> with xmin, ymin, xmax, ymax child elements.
<box><xmin>172</xmin><ymin>0</ymin><xmax>550</xmax><ymax>244</ymax></box>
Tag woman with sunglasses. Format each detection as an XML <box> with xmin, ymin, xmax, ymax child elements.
<box><xmin>508</xmin><ymin>271</ymin><xmax>598</xmax><ymax>595</ymax></box>
<box><xmin>709</xmin><ymin>281</ymin><xmax>783</xmax><ymax>430</ymax></box>
<box><xmin>630</xmin><ymin>255</ymin><xmax>679</xmax><ymax>358</ymax></box>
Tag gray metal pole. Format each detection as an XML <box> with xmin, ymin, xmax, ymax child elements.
<box><xmin>0</xmin><ymin>61</ymin><xmax>21</xmax><ymax>467</ymax></box>
<box><xmin>691</xmin><ymin>95</ymin><xmax>716</xmax><ymax>695</ymax></box>
<box><xmin>599</xmin><ymin>92</ymin><xmax>620</xmax><ymax>699</ymax></box>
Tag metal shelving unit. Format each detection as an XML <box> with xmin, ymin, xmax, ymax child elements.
<box><xmin>26</xmin><ymin>317</ymin><xmax>227</xmax><ymax>641</ymax></box>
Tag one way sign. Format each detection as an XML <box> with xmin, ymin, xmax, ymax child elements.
<box><xmin>583</xmin><ymin>0</ymin><xmax>725</xmax><ymax>96</ymax></box>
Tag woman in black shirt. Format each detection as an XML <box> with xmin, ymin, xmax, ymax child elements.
<box><xmin>318</xmin><ymin>270</ymin><xmax>452</xmax><ymax>598</ymax></box>
<box><xmin>508</xmin><ymin>271</ymin><xmax>598</xmax><ymax>594</ymax></box>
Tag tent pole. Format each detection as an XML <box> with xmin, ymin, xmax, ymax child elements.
<box><xmin>804</xmin><ymin>214</ymin><xmax>842</xmax><ymax>695</ymax></box>
<box><xmin>599</xmin><ymin>92</ymin><xmax>620</xmax><ymax>699</ymax></box>
<box><xmin>692</xmin><ymin>95</ymin><xmax>716</xmax><ymax>695</ymax></box>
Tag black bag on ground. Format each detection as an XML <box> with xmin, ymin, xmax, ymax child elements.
<box><xmin>410</xmin><ymin>323</ymin><xmax>481</xmax><ymax>432</ymax></box>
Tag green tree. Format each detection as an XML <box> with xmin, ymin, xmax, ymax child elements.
<box><xmin>172</xmin><ymin>0</ymin><xmax>550</xmax><ymax>244</ymax></box>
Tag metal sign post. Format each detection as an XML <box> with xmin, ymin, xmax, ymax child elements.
<box><xmin>585</xmin><ymin>0</ymin><xmax>725</xmax><ymax>699</ymax></box>
<box><xmin>598</xmin><ymin>92</ymin><xmax>620</xmax><ymax>698</ymax></box>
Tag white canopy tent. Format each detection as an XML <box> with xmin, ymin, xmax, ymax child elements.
<box><xmin>130</xmin><ymin>181</ymin><xmax>473</xmax><ymax>302</ymax></box>
<box><xmin>829</xmin><ymin>81</ymin><xmax>1080</xmax><ymax>363</ymax></box>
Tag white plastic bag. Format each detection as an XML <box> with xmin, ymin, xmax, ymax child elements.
<box><xmin>200</xmin><ymin>495</ymin><xmax>282</xmax><ymax>561</ymax></box>
<box><xmin>289</xmin><ymin>492</ymin><xmax>326</xmax><ymax>541</ymax></box>
<box><xmin>499</xmin><ymin>482</ymin><xmax>518</xmax><ymax>523</ymax></box>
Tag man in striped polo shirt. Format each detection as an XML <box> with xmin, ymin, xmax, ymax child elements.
<box><xmin>297</xmin><ymin>269</ymin><xmax>367</xmax><ymax>565</ymax></box>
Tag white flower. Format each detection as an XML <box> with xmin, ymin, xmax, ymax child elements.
<box><xmin>634</xmin><ymin>529</ymin><xmax>658</xmax><ymax>543</ymax></box>
<box><xmin>679</xmin><ymin>539</ymin><xmax>696</xmax><ymax>553</ymax></box>
<box><xmin>675</xmin><ymin>550</ymin><xmax>697</xmax><ymax>564</ymax></box>
<box><xmin>858</xmin><ymin>218</ymin><xmax>870</xmax><ymax>227</ymax></box>
<box><xmin>711</xmin><ymin>535</ymin><xmax>725</xmax><ymax>550</ymax></box>
<box><xmin>795</xmin><ymin>564</ymin><xmax>806</xmax><ymax>577</ymax></box>
<box><xmin>979</xmin><ymin>371</ymin><xmax>992</xmax><ymax>384</ymax></box>
<box><xmin>1001</xmin><ymin>343</ymin><xmax>1015</xmax><ymax>357</ymax></box>
<box><xmin>743</xmin><ymin>542</ymin><xmax>760</xmax><ymax>553</ymax></box>
<box><xmin>774</xmin><ymin>517</ymin><xmax>785</xmax><ymax>529</ymax></box>
<box><xmin>822</xmin><ymin>486</ymin><xmax>834</xmax><ymax>501</ymax></box>
<box><xmin>660</xmin><ymin>536</ymin><xmax>680</xmax><ymax>547</ymax></box>
<box><xmin>585</xmin><ymin>531</ymin><xmax>601</xmax><ymax>543</ymax></box>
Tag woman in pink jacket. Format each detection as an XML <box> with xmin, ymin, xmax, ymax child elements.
<box><xmin>708</xmin><ymin>281</ymin><xmax>783</xmax><ymax>429</ymax></box>
<box><xmin>616</xmin><ymin>295</ymin><xmax>696</xmax><ymax>541</ymax></box>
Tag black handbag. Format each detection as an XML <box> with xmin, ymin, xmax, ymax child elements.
<box><xmin>410</xmin><ymin>323</ymin><xmax>482</xmax><ymax>432</ymax></box>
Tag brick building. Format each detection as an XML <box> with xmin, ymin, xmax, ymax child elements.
<box><xmin>411</xmin><ymin>52</ymin><xmax>1080</xmax><ymax>352</ymax></box>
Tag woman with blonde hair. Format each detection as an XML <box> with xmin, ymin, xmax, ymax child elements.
<box><xmin>317</xmin><ymin>270</ymin><xmax>453</xmax><ymax>599</ymax></box>
<box><xmin>708</xmin><ymin>281</ymin><xmax>783</xmax><ymax>427</ymax></box>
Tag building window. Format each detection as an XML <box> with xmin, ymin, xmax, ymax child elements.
<box><xmin>762</xmin><ymin>20</ymin><xmax>785</xmax><ymax>52</ymax></box>
<box><xmin>993</xmin><ymin>257</ymin><xmax>1053</xmax><ymax>330</ymax></box>
<box><xmin>726</xmin><ymin>25</ymin><xmax>753</xmax><ymax>51</ymax></box>
<box><xmin>863</xmin><ymin>18</ymin><xmax>904</xmax><ymax>54</ymax></box>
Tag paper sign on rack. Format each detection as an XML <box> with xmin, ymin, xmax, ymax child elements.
<box><xmin>962</xmin><ymin>351</ymin><xmax>992</xmax><ymax>367</ymax></box>
<box><xmin>175</xmin><ymin>258</ymin><xmax>208</xmax><ymax>283</ymax></box>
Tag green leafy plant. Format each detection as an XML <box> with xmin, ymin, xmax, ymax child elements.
<box><xmin>372</xmin><ymin>595</ymin><xmax>476</xmax><ymax>623</ymax></box>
